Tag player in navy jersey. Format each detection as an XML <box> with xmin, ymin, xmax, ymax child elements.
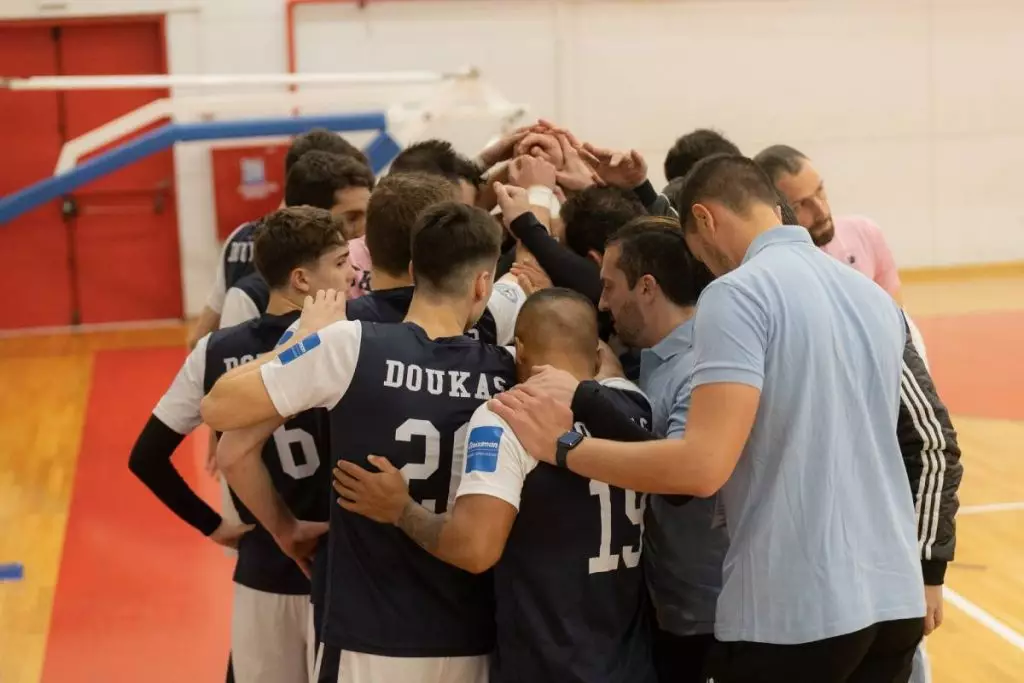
<box><xmin>208</xmin><ymin>151</ymin><xmax>375</xmax><ymax>545</ymax></box>
<box><xmin>203</xmin><ymin>201</ymin><xmax>522</xmax><ymax>683</ymax></box>
<box><xmin>189</xmin><ymin>129</ymin><xmax>371</xmax><ymax>348</ymax></box>
<box><xmin>231</xmin><ymin>172</ymin><xmax>528</xmax><ymax>648</ymax></box>
<box><xmin>129</xmin><ymin>205</ymin><xmax>354</xmax><ymax>683</ymax></box>
<box><xmin>333</xmin><ymin>287</ymin><xmax>657</xmax><ymax>683</ymax></box>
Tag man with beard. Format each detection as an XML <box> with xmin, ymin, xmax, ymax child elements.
<box><xmin>753</xmin><ymin>144</ymin><xmax>902</xmax><ymax>303</ymax></box>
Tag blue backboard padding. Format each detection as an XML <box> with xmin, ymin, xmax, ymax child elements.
<box><xmin>363</xmin><ymin>131</ymin><xmax>402</xmax><ymax>174</ymax></box>
<box><xmin>0</xmin><ymin>112</ymin><xmax>389</xmax><ymax>225</ymax></box>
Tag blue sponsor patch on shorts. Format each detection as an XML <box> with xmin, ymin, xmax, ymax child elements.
<box><xmin>466</xmin><ymin>426</ymin><xmax>503</xmax><ymax>473</ymax></box>
<box><xmin>278</xmin><ymin>331</ymin><xmax>321</xmax><ymax>365</ymax></box>
<box><xmin>276</xmin><ymin>329</ymin><xmax>294</xmax><ymax>347</ymax></box>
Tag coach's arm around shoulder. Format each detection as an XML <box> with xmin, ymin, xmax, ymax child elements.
<box><xmin>491</xmin><ymin>281</ymin><xmax>762</xmax><ymax>497</ymax></box>
<box><xmin>200</xmin><ymin>289</ymin><xmax>349</xmax><ymax>431</ymax></box>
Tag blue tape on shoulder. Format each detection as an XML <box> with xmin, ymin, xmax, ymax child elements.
<box><xmin>466</xmin><ymin>426</ymin><xmax>503</xmax><ymax>473</ymax></box>
<box><xmin>0</xmin><ymin>563</ymin><xmax>24</xmax><ymax>581</ymax></box>
<box><xmin>278</xmin><ymin>332</ymin><xmax>321</xmax><ymax>365</ymax></box>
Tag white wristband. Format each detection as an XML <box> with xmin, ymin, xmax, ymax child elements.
<box><xmin>527</xmin><ymin>185</ymin><xmax>554</xmax><ymax>210</ymax></box>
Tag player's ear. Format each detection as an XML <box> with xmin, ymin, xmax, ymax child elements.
<box><xmin>691</xmin><ymin>202</ymin><xmax>715</xmax><ymax>238</ymax></box>
<box><xmin>290</xmin><ymin>266</ymin><xmax>311</xmax><ymax>295</ymax></box>
<box><xmin>639</xmin><ymin>274</ymin><xmax>658</xmax><ymax>302</ymax></box>
<box><xmin>586</xmin><ymin>249</ymin><xmax>603</xmax><ymax>267</ymax></box>
<box><xmin>475</xmin><ymin>269</ymin><xmax>492</xmax><ymax>303</ymax></box>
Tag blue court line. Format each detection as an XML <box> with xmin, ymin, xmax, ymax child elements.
<box><xmin>0</xmin><ymin>112</ymin><xmax>391</xmax><ymax>226</ymax></box>
<box><xmin>0</xmin><ymin>563</ymin><xmax>24</xmax><ymax>581</ymax></box>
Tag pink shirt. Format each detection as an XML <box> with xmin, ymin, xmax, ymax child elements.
<box><xmin>820</xmin><ymin>215</ymin><xmax>901</xmax><ymax>298</ymax></box>
<box><xmin>348</xmin><ymin>236</ymin><xmax>372</xmax><ymax>300</ymax></box>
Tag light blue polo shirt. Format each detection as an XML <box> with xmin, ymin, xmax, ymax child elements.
<box><xmin>691</xmin><ymin>225</ymin><xmax>924</xmax><ymax>644</ymax></box>
<box><xmin>639</xmin><ymin>319</ymin><xmax>729</xmax><ymax>637</ymax></box>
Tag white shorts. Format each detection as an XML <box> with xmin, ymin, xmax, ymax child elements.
<box><xmin>909</xmin><ymin>641</ymin><xmax>931</xmax><ymax>683</ymax></box>
<box><xmin>312</xmin><ymin>643</ymin><xmax>488</xmax><ymax>683</ymax></box>
<box><xmin>232</xmin><ymin>583</ymin><xmax>314</xmax><ymax>683</ymax></box>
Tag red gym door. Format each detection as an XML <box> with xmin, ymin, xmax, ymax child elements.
<box><xmin>0</xmin><ymin>17</ymin><xmax>180</xmax><ymax>329</ymax></box>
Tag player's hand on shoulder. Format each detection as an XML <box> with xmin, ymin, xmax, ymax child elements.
<box><xmin>490</xmin><ymin>383</ymin><xmax>573</xmax><ymax>465</ymax></box>
<box><xmin>333</xmin><ymin>455</ymin><xmax>410</xmax><ymax>526</ymax></box>
<box><xmin>209</xmin><ymin>519</ymin><xmax>255</xmax><ymax>549</ymax></box>
<box><xmin>297</xmin><ymin>288</ymin><xmax>347</xmax><ymax>336</ymax></box>
<box><xmin>524</xmin><ymin>365</ymin><xmax>579</xmax><ymax>407</ymax></box>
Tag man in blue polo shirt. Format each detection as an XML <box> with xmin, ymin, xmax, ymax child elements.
<box><xmin>491</xmin><ymin>154</ymin><xmax>926</xmax><ymax>682</ymax></box>
<box><xmin>595</xmin><ymin>216</ymin><xmax>722</xmax><ymax>682</ymax></box>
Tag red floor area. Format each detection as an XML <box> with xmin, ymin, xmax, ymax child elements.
<box><xmin>41</xmin><ymin>347</ymin><xmax>233</xmax><ymax>683</ymax></box>
<box><xmin>914</xmin><ymin>310</ymin><xmax>1024</xmax><ymax>421</ymax></box>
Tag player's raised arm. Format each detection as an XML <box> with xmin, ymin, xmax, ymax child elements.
<box><xmin>201</xmin><ymin>289</ymin><xmax>354</xmax><ymax>430</ymax></box>
<box><xmin>333</xmin><ymin>404</ymin><xmax>525</xmax><ymax>574</ymax></box>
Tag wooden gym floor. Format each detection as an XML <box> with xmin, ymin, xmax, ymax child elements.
<box><xmin>0</xmin><ymin>270</ymin><xmax>1022</xmax><ymax>683</ymax></box>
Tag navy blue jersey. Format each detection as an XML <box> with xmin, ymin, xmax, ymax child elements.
<box><xmin>347</xmin><ymin>284</ymin><xmax>518</xmax><ymax>345</ymax></box>
<box><xmin>309</xmin><ymin>286</ymin><xmax>417</xmax><ymax>642</ymax></box>
<box><xmin>203</xmin><ymin>311</ymin><xmax>330</xmax><ymax>595</ymax></box>
<box><xmin>458</xmin><ymin>381</ymin><xmax>656</xmax><ymax>683</ymax></box>
<box><xmin>233</xmin><ymin>272</ymin><xmax>270</xmax><ymax>315</ymax></box>
<box><xmin>259</xmin><ymin>320</ymin><xmax>517</xmax><ymax>656</ymax></box>
<box><xmin>222</xmin><ymin>220</ymin><xmax>260</xmax><ymax>292</ymax></box>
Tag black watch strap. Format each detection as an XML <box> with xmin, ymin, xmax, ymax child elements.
<box><xmin>555</xmin><ymin>443</ymin><xmax>570</xmax><ymax>469</ymax></box>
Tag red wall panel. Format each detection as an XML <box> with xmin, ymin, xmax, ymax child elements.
<box><xmin>58</xmin><ymin>21</ymin><xmax>182</xmax><ymax>323</ymax></box>
<box><xmin>0</xmin><ymin>17</ymin><xmax>182</xmax><ymax>328</ymax></box>
<box><xmin>0</xmin><ymin>26</ymin><xmax>73</xmax><ymax>329</ymax></box>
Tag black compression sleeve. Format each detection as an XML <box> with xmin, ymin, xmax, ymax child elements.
<box><xmin>508</xmin><ymin>213</ymin><xmax>603</xmax><ymax>304</ymax></box>
<box><xmin>128</xmin><ymin>415</ymin><xmax>222</xmax><ymax>536</ymax></box>
<box><xmin>632</xmin><ymin>179</ymin><xmax>660</xmax><ymax>208</ymax></box>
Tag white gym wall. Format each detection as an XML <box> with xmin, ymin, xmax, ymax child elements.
<box><xmin>4</xmin><ymin>0</ymin><xmax>1024</xmax><ymax>316</ymax></box>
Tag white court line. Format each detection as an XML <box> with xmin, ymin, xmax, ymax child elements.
<box><xmin>945</xmin><ymin>587</ymin><xmax>1024</xmax><ymax>651</ymax></box>
<box><xmin>958</xmin><ymin>502</ymin><xmax>1024</xmax><ymax>516</ymax></box>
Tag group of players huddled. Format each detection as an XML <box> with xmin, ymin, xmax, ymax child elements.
<box><xmin>130</xmin><ymin>123</ymin><xmax>680</xmax><ymax>683</ymax></box>
<box><xmin>127</xmin><ymin>119</ymin><xmax>958</xmax><ymax>683</ymax></box>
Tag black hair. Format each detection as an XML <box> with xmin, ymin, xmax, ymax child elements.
<box><xmin>284</xmin><ymin>151</ymin><xmax>375</xmax><ymax>210</ymax></box>
<box><xmin>673</xmin><ymin>154</ymin><xmax>781</xmax><ymax>231</ymax></box>
<box><xmin>561</xmin><ymin>186</ymin><xmax>647</xmax><ymax>258</ymax></box>
<box><xmin>364</xmin><ymin>172</ymin><xmax>456</xmax><ymax>276</ymax></box>
<box><xmin>606</xmin><ymin>215</ymin><xmax>714</xmax><ymax>307</ymax></box>
<box><xmin>411</xmin><ymin>202</ymin><xmax>502</xmax><ymax>295</ymax></box>
<box><xmin>285</xmin><ymin>128</ymin><xmax>369</xmax><ymax>174</ymax></box>
<box><xmin>664</xmin><ymin>129</ymin><xmax>741</xmax><ymax>182</ymax></box>
<box><xmin>253</xmin><ymin>206</ymin><xmax>346</xmax><ymax>288</ymax></box>
<box><xmin>389</xmin><ymin>139</ymin><xmax>482</xmax><ymax>187</ymax></box>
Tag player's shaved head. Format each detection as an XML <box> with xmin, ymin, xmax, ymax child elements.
<box><xmin>514</xmin><ymin>288</ymin><xmax>599</xmax><ymax>376</ymax></box>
